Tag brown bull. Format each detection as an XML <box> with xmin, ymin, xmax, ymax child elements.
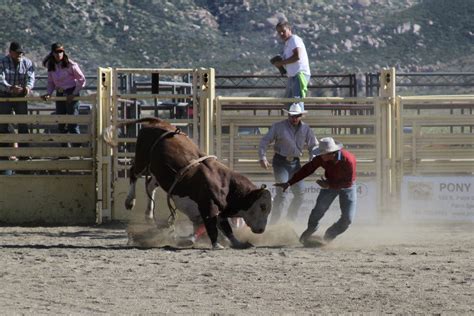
<box><xmin>103</xmin><ymin>117</ymin><xmax>272</xmax><ymax>249</ymax></box>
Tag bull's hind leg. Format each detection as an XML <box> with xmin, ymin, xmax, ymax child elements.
<box><xmin>144</xmin><ymin>175</ymin><xmax>159</xmax><ymax>223</ymax></box>
<box><xmin>125</xmin><ymin>175</ymin><xmax>137</xmax><ymax>210</ymax></box>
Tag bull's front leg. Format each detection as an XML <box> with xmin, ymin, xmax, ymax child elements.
<box><xmin>202</xmin><ymin>216</ymin><xmax>224</xmax><ymax>250</ymax></box>
<box><xmin>199</xmin><ymin>201</ymin><xmax>225</xmax><ymax>249</ymax></box>
<box><xmin>218</xmin><ymin>216</ymin><xmax>253</xmax><ymax>249</ymax></box>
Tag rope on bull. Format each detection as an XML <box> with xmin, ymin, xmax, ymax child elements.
<box><xmin>165</xmin><ymin>155</ymin><xmax>217</xmax><ymax>226</ymax></box>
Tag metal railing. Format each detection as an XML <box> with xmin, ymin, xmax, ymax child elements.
<box><xmin>215</xmin><ymin>73</ymin><xmax>358</xmax><ymax>97</ymax></box>
<box><xmin>32</xmin><ymin>75</ymin><xmax>98</xmax><ymax>92</ymax></box>
<box><xmin>366</xmin><ymin>72</ymin><xmax>474</xmax><ymax>96</ymax></box>
<box><xmin>30</xmin><ymin>72</ymin><xmax>474</xmax><ymax>98</ymax></box>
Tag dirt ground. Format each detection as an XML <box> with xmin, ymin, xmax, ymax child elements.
<box><xmin>0</xmin><ymin>220</ymin><xmax>472</xmax><ymax>314</ymax></box>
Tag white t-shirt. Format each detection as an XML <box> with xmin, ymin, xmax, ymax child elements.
<box><xmin>282</xmin><ymin>34</ymin><xmax>311</xmax><ymax>77</ymax></box>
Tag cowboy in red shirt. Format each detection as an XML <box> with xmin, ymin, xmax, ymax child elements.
<box><xmin>275</xmin><ymin>137</ymin><xmax>357</xmax><ymax>246</ymax></box>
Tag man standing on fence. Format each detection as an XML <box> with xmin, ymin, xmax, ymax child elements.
<box><xmin>0</xmin><ymin>42</ymin><xmax>35</xmax><ymax>175</ymax></box>
<box><xmin>271</xmin><ymin>21</ymin><xmax>311</xmax><ymax>110</ymax></box>
<box><xmin>274</xmin><ymin>137</ymin><xmax>357</xmax><ymax>246</ymax></box>
<box><xmin>259</xmin><ymin>102</ymin><xmax>317</xmax><ymax>224</ymax></box>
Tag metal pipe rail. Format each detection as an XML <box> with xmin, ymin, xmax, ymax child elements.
<box><xmin>366</xmin><ymin>73</ymin><xmax>474</xmax><ymax>96</ymax></box>
<box><xmin>216</xmin><ymin>73</ymin><xmax>358</xmax><ymax>96</ymax></box>
<box><xmin>216</xmin><ymin>96</ymin><xmax>374</xmax><ymax>104</ymax></box>
<box><xmin>114</xmin><ymin>68</ymin><xmax>194</xmax><ymax>74</ymax></box>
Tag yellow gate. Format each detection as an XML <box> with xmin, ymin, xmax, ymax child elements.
<box><xmin>99</xmin><ymin>67</ymin><xmax>214</xmax><ymax>221</ymax></box>
<box><xmin>0</xmin><ymin>94</ymin><xmax>98</xmax><ymax>224</ymax></box>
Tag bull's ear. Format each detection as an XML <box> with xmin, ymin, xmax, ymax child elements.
<box><xmin>260</xmin><ymin>184</ymin><xmax>267</xmax><ymax>189</ymax></box>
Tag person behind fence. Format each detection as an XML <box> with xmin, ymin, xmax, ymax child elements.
<box><xmin>41</xmin><ymin>43</ymin><xmax>86</xmax><ymax>147</ymax></box>
<box><xmin>259</xmin><ymin>102</ymin><xmax>317</xmax><ymax>224</ymax></box>
<box><xmin>274</xmin><ymin>137</ymin><xmax>357</xmax><ymax>246</ymax></box>
<box><xmin>271</xmin><ymin>21</ymin><xmax>310</xmax><ymax>110</ymax></box>
<box><xmin>0</xmin><ymin>41</ymin><xmax>35</xmax><ymax>175</ymax></box>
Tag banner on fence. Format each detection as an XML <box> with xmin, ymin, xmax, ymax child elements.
<box><xmin>401</xmin><ymin>176</ymin><xmax>474</xmax><ymax>222</ymax></box>
<box><xmin>254</xmin><ymin>180</ymin><xmax>377</xmax><ymax>225</ymax></box>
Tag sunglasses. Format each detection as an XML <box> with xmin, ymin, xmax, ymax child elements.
<box><xmin>54</xmin><ymin>50</ymin><xmax>64</xmax><ymax>54</ymax></box>
<box><xmin>290</xmin><ymin>114</ymin><xmax>302</xmax><ymax>118</ymax></box>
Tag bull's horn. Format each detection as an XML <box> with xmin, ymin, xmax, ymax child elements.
<box><xmin>260</xmin><ymin>184</ymin><xmax>267</xmax><ymax>189</ymax></box>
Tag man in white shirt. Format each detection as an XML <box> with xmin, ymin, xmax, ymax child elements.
<box><xmin>271</xmin><ymin>21</ymin><xmax>311</xmax><ymax>110</ymax></box>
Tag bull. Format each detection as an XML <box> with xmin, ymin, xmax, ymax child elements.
<box><xmin>103</xmin><ymin>117</ymin><xmax>272</xmax><ymax>249</ymax></box>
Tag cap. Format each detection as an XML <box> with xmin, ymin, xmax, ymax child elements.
<box><xmin>9</xmin><ymin>42</ymin><xmax>24</xmax><ymax>54</ymax></box>
<box><xmin>51</xmin><ymin>42</ymin><xmax>64</xmax><ymax>52</ymax></box>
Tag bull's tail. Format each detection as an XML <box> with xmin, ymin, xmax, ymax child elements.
<box><xmin>102</xmin><ymin>125</ymin><xmax>120</xmax><ymax>147</ymax></box>
<box><xmin>102</xmin><ymin>117</ymin><xmax>165</xmax><ymax>147</ymax></box>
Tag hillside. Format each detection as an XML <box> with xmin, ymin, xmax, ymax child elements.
<box><xmin>1</xmin><ymin>0</ymin><xmax>473</xmax><ymax>75</ymax></box>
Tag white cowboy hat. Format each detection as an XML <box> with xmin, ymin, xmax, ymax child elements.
<box><xmin>283</xmin><ymin>102</ymin><xmax>307</xmax><ymax>116</ymax></box>
<box><xmin>312</xmin><ymin>137</ymin><xmax>343</xmax><ymax>156</ymax></box>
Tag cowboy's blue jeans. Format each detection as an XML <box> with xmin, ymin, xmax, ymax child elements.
<box><xmin>271</xmin><ymin>154</ymin><xmax>305</xmax><ymax>224</ymax></box>
<box><xmin>306</xmin><ymin>185</ymin><xmax>357</xmax><ymax>240</ymax></box>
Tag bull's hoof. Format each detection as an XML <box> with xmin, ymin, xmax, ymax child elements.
<box><xmin>212</xmin><ymin>242</ymin><xmax>225</xmax><ymax>250</ymax></box>
<box><xmin>126</xmin><ymin>234</ymin><xmax>135</xmax><ymax>246</ymax></box>
<box><xmin>175</xmin><ymin>235</ymin><xmax>196</xmax><ymax>248</ymax></box>
<box><xmin>143</xmin><ymin>215</ymin><xmax>155</xmax><ymax>225</ymax></box>
<box><xmin>231</xmin><ymin>241</ymin><xmax>254</xmax><ymax>249</ymax></box>
<box><xmin>125</xmin><ymin>199</ymin><xmax>136</xmax><ymax>210</ymax></box>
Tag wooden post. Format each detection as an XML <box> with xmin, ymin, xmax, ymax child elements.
<box><xmin>96</xmin><ymin>67</ymin><xmax>114</xmax><ymax>223</ymax></box>
<box><xmin>208</xmin><ymin>68</ymin><xmax>216</xmax><ymax>155</ymax></box>
<box><xmin>197</xmin><ymin>68</ymin><xmax>215</xmax><ymax>155</ymax></box>
<box><xmin>192</xmin><ymin>70</ymin><xmax>199</xmax><ymax>144</ymax></box>
<box><xmin>215</xmin><ymin>96</ymin><xmax>222</xmax><ymax>159</ymax></box>
<box><xmin>379</xmin><ymin>67</ymin><xmax>397</xmax><ymax>217</ymax></box>
<box><xmin>394</xmin><ymin>96</ymin><xmax>403</xmax><ymax>200</ymax></box>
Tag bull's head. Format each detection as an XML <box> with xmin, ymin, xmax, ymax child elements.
<box><xmin>240</xmin><ymin>185</ymin><xmax>272</xmax><ymax>234</ymax></box>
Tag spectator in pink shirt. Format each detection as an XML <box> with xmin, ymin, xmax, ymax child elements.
<box><xmin>41</xmin><ymin>43</ymin><xmax>86</xmax><ymax>146</ymax></box>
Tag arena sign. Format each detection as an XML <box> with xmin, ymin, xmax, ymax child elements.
<box><xmin>401</xmin><ymin>176</ymin><xmax>474</xmax><ymax>222</ymax></box>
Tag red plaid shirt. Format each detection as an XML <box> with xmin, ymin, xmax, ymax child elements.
<box><xmin>288</xmin><ymin>149</ymin><xmax>356</xmax><ymax>189</ymax></box>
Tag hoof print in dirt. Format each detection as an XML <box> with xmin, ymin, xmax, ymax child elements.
<box><xmin>303</xmin><ymin>236</ymin><xmax>327</xmax><ymax>248</ymax></box>
<box><xmin>175</xmin><ymin>237</ymin><xmax>195</xmax><ymax>248</ymax></box>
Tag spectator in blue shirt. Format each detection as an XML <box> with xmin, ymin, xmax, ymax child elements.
<box><xmin>0</xmin><ymin>42</ymin><xmax>35</xmax><ymax>174</ymax></box>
